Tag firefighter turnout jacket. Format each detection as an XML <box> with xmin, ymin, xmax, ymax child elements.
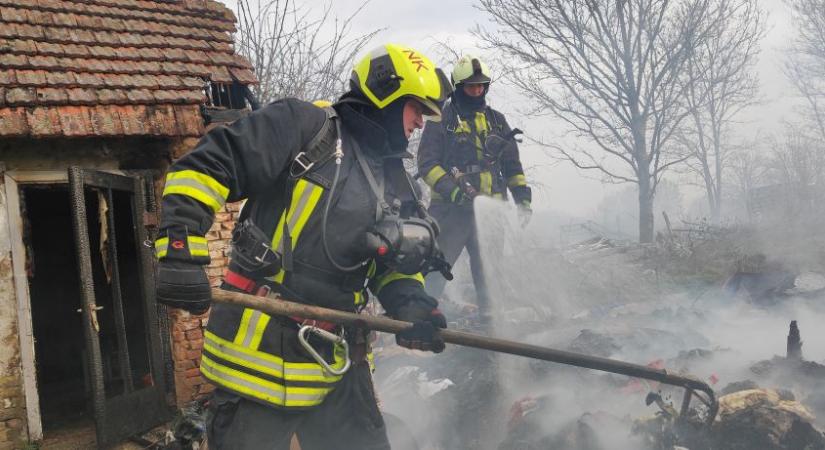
<box><xmin>418</xmin><ymin>101</ymin><xmax>531</xmax><ymax>205</ymax></box>
<box><xmin>157</xmin><ymin>98</ymin><xmax>426</xmax><ymax>409</ymax></box>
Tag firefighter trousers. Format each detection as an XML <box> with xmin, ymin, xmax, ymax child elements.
<box><xmin>424</xmin><ymin>202</ymin><xmax>491</xmax><ymax>314</ymax></box>
<box><xmin>206</xmin><ymin>360</ymin><xmax>390</xmax><ymax>450</ymax></box>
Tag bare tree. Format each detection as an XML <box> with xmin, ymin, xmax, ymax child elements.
<box><xmin>234</xmin><ymin>0</ymin><xmax>380</xmax><ymax>103</ymax></box>
<box><xmin>785</xmin><ymin>0</ymin><xmax>825</xmax><ymax>141</ymax></box>
<box><xmin>476</xmin><ymin>0</ymin><xmax>731</xmax><ymax>242</ymax></box>
<box><xmin>679</xmin><ymin>0</ymin><xmax>764</xmax><ymax>223</ymax></box>
<box><xmin>728</xmin><ymin>143</ymin><xmax>769</xmax><ymax>221</ymax></box>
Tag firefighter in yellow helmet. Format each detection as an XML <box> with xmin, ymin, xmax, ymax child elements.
<box><xmin>417</xmin><ymin>54</ymin><xmax>532</xmax><ymax>319</ymax></box>
<box><xmin>154</xmin><ymin>44</ymin><xmax>453</xmax><ymax>449</ymax></box>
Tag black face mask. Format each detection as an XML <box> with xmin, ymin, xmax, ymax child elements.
<box><xmin>359</xmin><ymin>99</ymin><xmax>409</xmax><ymax>154</ymax></box>
<box><xmin>454</xmin><ymin>85</ymin><xmax>488</xmax><ymax>112</ymax></box>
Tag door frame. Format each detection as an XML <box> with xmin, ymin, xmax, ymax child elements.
<box><xmin>3</xmin><ymin>170</ymin><xmax>167</xmax><ymax>443</ymax></box>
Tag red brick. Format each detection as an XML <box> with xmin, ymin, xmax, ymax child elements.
<box><xmin>26</xmin><ymin>107</ymin><xmax>62</xmax><ymax>136</ymax></box>
<box><xmin>6</xmin><ymin>418</ymin><xmax>22</xmax><ymax>429</ymax></box>
<box><xmin>198</xmin><ymin>383</ymin><xmax>215</xmax><ymax>395</ymax></box>
<box><xmin>15</xmin><ymin>70</ymin><xmax>46</xmax><ymax>86</ymax></box>
<box><xmin>89</xmin><ymin>105</ymin><xmax>123</xmax><ymax>135</ymax></box>
<box><xmin>58</xmin><ymin>106</ymin><xmax>92</xmax><ymax>136</ymax></box>
<box><xmin>35</xmin><ymin>87</ymin><xmax>68</xmax><ymax>104</ymax></box>
<box><xmin>184</xmin><ymin>367</ymin><xmax>201</xmax><ymax>378</ymax></box>
<box><xmin>5</xmin><ymin>87</ymin><xmax>36</xmax><ymax>105</ymax></box>
<box><xmin>177</xmin><ymin>359</ymin><xmax>196</xmax><ymax>371</ymax></box>
<box><xmin>185</xmin><ymin>329</ymin><xmax>202</xmax><ymax>340</ymax></box>
<box><xmin>185</xmin><ymin>350</ymin><xmax>201</xmax><ymax>360</ymax></box>
<box><xmin>0</xmin><ymin>107</ymin><xmax>29</xmax><ymax>136</ymax></box>
<box><xmin>172</xmin><ymin>330</ymin><xmax>185</xmax><ymax>342</ymax></box>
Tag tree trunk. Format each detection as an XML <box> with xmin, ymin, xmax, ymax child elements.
<box><xmin>638</xmin><ymin>173</ymin><xmax>655</xmax><ymax>243</ymax></box>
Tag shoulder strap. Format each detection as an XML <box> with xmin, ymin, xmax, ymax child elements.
<box><xmin>289</xmin><ymin>106</ymin><xmax>339</xmax><ymax>183</ymax></box>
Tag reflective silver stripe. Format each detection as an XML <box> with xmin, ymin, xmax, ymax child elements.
<box><xmin>188</xmin><ymin>241</ymin><xmax>208</xmax><ymax>252</ymax></box>
<box><xmin>164</xmin><ymin>178</ymin><xmax>227</xmax><ymax>209</ymax></box>
<box><xmin>276</xmin><ymin>184</ymin><xmax>317</xmax><ymax>253</ymax></box>
<box><xmin>240</xmin><ymin>311</ymin><xmax>263</xmax><ymax>348</ymax></box>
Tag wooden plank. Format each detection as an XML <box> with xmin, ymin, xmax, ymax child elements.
<box><xmin>3</xmin><ymin>174</ymin><xmax>43</xmax><ymax>441</ymax></box>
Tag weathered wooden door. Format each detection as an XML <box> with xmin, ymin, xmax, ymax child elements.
<box><xmin>68</xmin><ymin>167</ymin><xmax>170</xmax><ymax>448</ymax></box>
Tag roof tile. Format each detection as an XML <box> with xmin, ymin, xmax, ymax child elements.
<box><xmin>74</xmin><ymin>72</ymin><xmax>105</xmax><ymax>87</ymax></box>
<box><xmin>229</xmin><ymin>68</ymin><xmax>256</xmax><ymax>84</ymax></box>
<box><xmin>179</xmin><ymin>76</ymin><xmax>205</xmax><ymax>89</ymax></box>
<box><xmin>35</xmin><ymin>87</ymin><xmax>68</xmax><ymax>104</ymax></box>
<box><xmin>0</xmin><ymin>54</ymin><xmax>28</xmax><ymax>68</ymax></box>
<box><xmin>155</xmin><ymin>74</ymin><xmax>179</xmax><ymax>89</ymax></box>
<box><xmin>0</xmin><ymin>7</ymin><xmax>26</xmax><ymax>23</ymax></box>
<box><xmin>15</xmin><ymin>23</ymin><xmax>45</xmax><ymax>39</ymax></box>
<box><xmin>0</xmin><ymin>87</ymin><xmax>4</xmax><ymax>107</ymax></box>
<box><xmin>134</xmin><ymin>60</ymin><xmax>162</xmax><ymax>73</ymax></box>
<box><xmin>63</xmin><ymin>43</ymin><xmax>91</xmax><ymax>57</ymax></box>
<box><xmin>126</xmin><ymin>88</ymin><xmax>153</xmax><ymax>104</ymax></box>
<box><xmin>70</xmin><ymin>29</ymin><xmax>96</xmax><ymax>44</ymax></box>
<box><xmin>117</xmin><ymin>105</ymin><xmax>147</xmax><ymax>135</ymax></box>
<box><xmin>26</xmin><ymin>106</ymin><xmax>61</xmax><ymax>136</ymax></box>
<box><xmin>45</xmin><ymin>71</ymin><xmax>75</xmax><ymax>85</ymax></box>
<box><xmin>44</xmin><ymin>26</ymin><xmax>72</xmax><ymax>42</ymax></box>
<box><xmin>94</xmin><ymin>31</ymin><xmax>120</xmax><ymax>45</ymax></box>
<box><xmin>11</xmin><ymin>39</ymin><xmax>37</xmax><ymax>54</ymax></box>
<box><xmin>16</xmin><ymin>69</ymin><xmax>46</xmax><ymax>85</ymax></box>
<box><xmin>26</xmin><ymin>9</ymin><xmax>53</xmax><ymax>26</ymax></box>
<box><xmin>101</xmin><ymin>74</ymin><xmax>127</xmax><ymax>88</ymax></box>
<box><xmin>66</xmin><ymin>87</ymin><xmax>97</xmax><ymax>105</ymax></box>
<box><xmin>6</xmin><ymin>86</ymin><xmax>36</xmax><ymax>105</ymax></box>
<box><xmin>0</xmin><ymin>107</ymin><xmax>29</xmax><ymax>136</ymax></box>
<box><xmin>146</xmin><ymin>104</ymin><xmax>178</xmax><ymax>134</ymax></box>
<box><xmin>52</xmin><ymin>12</ymin><xmax>78</xmax><ymax>27</ymax></box>
<box><xmin>0</xmin><ymin>69</ymin><xmax>16</xmax><ymax>85</ymax></box>
<box><xmin>97</xmin><ymin>88</ymin><xmax>128</xmax><ymax>104</ymax></box>
<box><xmin>34</xmin><ymin>41</ymin><xmax>64</xmax><ymax>56</ymax></box>
<box><xmin>28</xmin><ymin>55</ymin><xmax>60</xmax><ymax>70</ymax></box>
<box><xmin>173</xmin><ymin>104</ymin><xmax>204</xmax><ymax>136</ymax></box>
<box><xmin>89</xmin><ymin>105</ymin><xmax>123</xmax><ymax>135</ymax></box>
<box><xmin>76</xmin><ymin>14</ymin><xmax>105</xmax><ymax>29</ymax></box>
<box><xmin>117</xmin><ymin>31</ymin><xmax>144</xmax><ymax>46</ymax></box>
<box><xmin>88</xmin><ymin>45</ymin><xmax>117</xmax><ymax>59</ymax></box>
<box><xmin>138</xmin><ymin>47</ymin><xmax>163</xmax><ymax>60</ymax></box>
<box><xmin>209</xmin><ymin>65</ymin><xmax>231</xmax><ymax>83</ymax></box>
<box><xmin>57</xmin><ymin>105</ymin><xmax>92</xmax><ymax>136</ymax></box>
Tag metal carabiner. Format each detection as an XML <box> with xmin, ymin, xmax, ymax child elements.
<box><xmin>297</xmin><ymin>325</ymin><xmax>351</xmax><ymax>376</ymax></box>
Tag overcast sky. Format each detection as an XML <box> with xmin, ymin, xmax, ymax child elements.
<box><xmin>218</xmin><ymin>0</ymin><xmax>800</xmax><ymax>219</ymax></box>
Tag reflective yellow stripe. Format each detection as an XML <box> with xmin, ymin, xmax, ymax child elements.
<box><xmin>234</xmin><ymin>308</ymin><xmax>256</xmax><ymax>346</ymax></box>
<box><xmin>508</xmin><ymin>174</ymin><xmax>527</xmax><ymax>188</ymax></box>
<box><xmin>475</xmin><ymin>112</ymin><xmax>488</xmax><ymax>160</ymax></box>
<box><xmin>188</xmin><ymin>235</ymin><xmax>209</xmax><ymax>258</ymax></box>
<box><xmin>270</xmin><ymin>179</ymin><xmax>324</xmax><ymax>284</ymax></box>
<box><xmin>155</xmin><ymin>237</ymin><xmax>169</xmax><ymax>259</ymax></box>
<box><xmin>206</xmin><ymin>331</ymin><xmax>344</xmax><ymax>383</ymax></box>
<box><xmin>163</xmin><ymin>170</ymin><xmax>229</xmax><ymax>212</ymax></box>
<box><xmin>374</xmin><ymin>271</ymin><xmax>425</xmax><ymax>294</ymax></box>
<box><xmin>480</xmin><ymin>171</ymin><xmax>493</xmax><ymax>195</ymax></box>
<box><xmin>201</xmin><ymin>355</ymin><xmax>333</xmax><ymax>407</ymax></box>
<box><xmin>354</xmin><ymin>290</ymin><xmax>365</xmax><ymax>306</ymax></box>
<box><xmin>423</xmin><ymin>166</ymin><xmax>448</xmax><ymax>188</ymax></box>
<box><xmin>249</xmin><ymin>313</ymin><xmax>270</xmax><ymax>350</ymax></box>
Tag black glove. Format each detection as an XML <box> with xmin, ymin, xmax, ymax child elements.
<box><xmin>156</xmin><ymin>260</ymin><xmax>211</xmax><ymax>314</ymax></box>
<box><xmin>380</xmin><ymin>280</ymin><xmax>447</xmax><ymax>353</ymax></box>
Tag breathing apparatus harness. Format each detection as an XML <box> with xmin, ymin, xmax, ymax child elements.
<box><xmin>322</xmin><ymin>114</ymin><xmax>453</xmax><ymax>281</ymax></box>
<box><xmin>229</xmin><ymin>106</ymin><xmax>453</xmax><ymax>286</ymax></box>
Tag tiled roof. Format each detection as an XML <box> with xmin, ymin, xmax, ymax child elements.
<box><xmin>0</xmin><ymin>0</ymin><xmax>257</xmax><ymax>138</ymax></box>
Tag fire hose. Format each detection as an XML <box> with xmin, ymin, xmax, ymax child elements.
<box><xmin>211</xmin><ymin>289</ymin><xmax>719</xmax><ymax>425</ymax></box>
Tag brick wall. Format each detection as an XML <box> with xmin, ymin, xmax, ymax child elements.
<box><xmin>0</xmin><ymin>376</ymin><xmax>25</xmax><ymax>450</ymax></box>
<box><xmin>168</xmin><ymin>201</ymin><xmax>241</xmax><ymax>407</ymax></box>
